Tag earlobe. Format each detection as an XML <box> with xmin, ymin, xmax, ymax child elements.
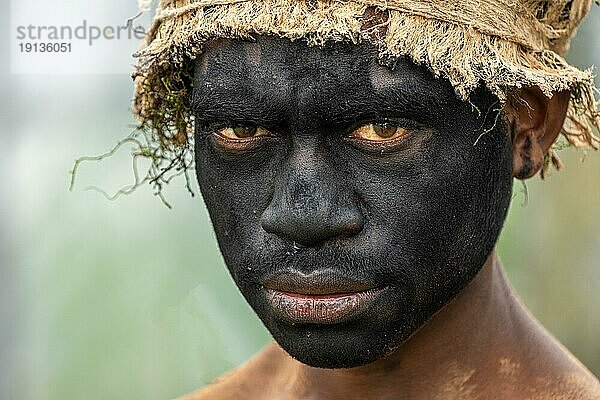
<box><xmin>509</xmin><ymin>88</ymin><xmax>570</xmax><ymax>180</ymax></box>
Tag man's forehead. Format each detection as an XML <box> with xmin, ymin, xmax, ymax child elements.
<box><xmin>195</xmin><ymin>36</ymin><xmax>453</xmax><ymax>98</ymax></box>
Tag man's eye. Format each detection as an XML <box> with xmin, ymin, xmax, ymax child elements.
<box><xmin>216</xmin><ymin>125</ymin><xmax>271</xmax><ymax>140</ymax></box>
<box><xmin>349</xmin><ymin>123</ymin><xmax>408</xmax><ymax>142</ymax></box>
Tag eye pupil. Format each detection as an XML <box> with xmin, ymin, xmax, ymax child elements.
<box><xmin>373</xmin><ymin>123</ymin><xmax>397</xmax><ymax>138</ymax></box>
<box><xmin>233</xmin><ymin>126</ymin><xmax>257</xmax><ymax>138</ymax></box>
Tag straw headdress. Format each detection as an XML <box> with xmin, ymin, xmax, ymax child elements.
<box><xmin>132</xmin><ymin>0</ymin><xmax>599</xmax><ymax>182</ymax></box>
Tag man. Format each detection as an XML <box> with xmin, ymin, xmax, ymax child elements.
<box><xmin>132</xmin><ymin>1</ymin><xmax>600</xmax><ymax>398</ymax></box>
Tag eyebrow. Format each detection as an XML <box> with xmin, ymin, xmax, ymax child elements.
<box><xmin>191</xmin><ymin>87</ymin><xmax>285</xmax><ymax>125</ymax></box>
<box><xmin>328</xmin><ymin>85</ymin><xmax>451</xmax><ymax>124</ymax></box>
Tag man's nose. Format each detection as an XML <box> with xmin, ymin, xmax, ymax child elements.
<box><xmin>260</xmin><ymin>151</ymin><xmax>364</xmax><ymax>248</ymax></box>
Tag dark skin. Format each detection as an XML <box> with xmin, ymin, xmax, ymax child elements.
<box><xmin>184</xmin><ymin>36</ymin><xmax>600</xmax><ymax>399</ymax></box>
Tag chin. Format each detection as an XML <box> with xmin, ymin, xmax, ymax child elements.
<box><xmin>269</xmin><ymin>320</ymin><xmax>403</xmax><ymax>368</ymax></box>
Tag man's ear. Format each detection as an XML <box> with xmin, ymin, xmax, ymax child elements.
<box><xmin>508</xmin><ymin>87</ymin><xmax>570</xmax><ymax>179</ymax></box>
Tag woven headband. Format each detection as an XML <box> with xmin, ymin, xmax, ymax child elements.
<box><xmin>152</xmin><ymin>0</ymin><xmax>554</xmax><ymax>51</ymax></box>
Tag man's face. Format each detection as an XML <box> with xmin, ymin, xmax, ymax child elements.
<box><xmin>192</xmin><ymin>36</ymin><xmax>513</xmax><ymax>368</ymax></box>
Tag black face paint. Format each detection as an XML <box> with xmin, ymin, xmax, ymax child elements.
<box><xmin>192</xmin><ymin>36</ymin><xmax>513</xmax><ymax>368</ymax></box>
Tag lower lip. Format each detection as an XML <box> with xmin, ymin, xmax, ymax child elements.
<box><xmin>265</xmin><ymin>288</ymin><xmax>384</xmax><ymax>325</ymax></box>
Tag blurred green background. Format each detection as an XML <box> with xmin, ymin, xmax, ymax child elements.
<box><xmin>1</xmin><ymin>2</ymin><xmax>599</xmax><ymax>400</ymax></box>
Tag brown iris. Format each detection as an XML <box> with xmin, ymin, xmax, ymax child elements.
<box><xmin>233</xmin><ymin>126</ymin><xmax>257</xmax><ymax>138</ymax></box>
<box><xmin>216</xmin><ymin>125</ymin><xmax>271</xmax><ymax>140</ymax></box>
<box><xmin>373</xmin><ymin>123</ymin><xmax>398</xmax><ymax>138</ymax></box>
<box><xmin>350</xmin><ymin>123</ymin><xmax>407</xmax><ymax>141</ymax></box>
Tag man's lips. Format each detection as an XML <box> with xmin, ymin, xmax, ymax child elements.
<box><xmin>262</xmin><ymin>270</ymin><xmax>386</xmax><ymax>324</ymax></box>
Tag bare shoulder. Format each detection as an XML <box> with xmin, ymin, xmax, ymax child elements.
<box><xmin>177</xmin><ymin>343</ymin><xmax>291</xmax><ymax>400</ymax></box>
<box><xmin>486</xmin><ymin>357</ymin><xmax>600</xmax><ymax>399</ymax></box>
<box><xmin>438</xmin><ymin>349</ymin><xmax>600</xmax><ymax>400</ymax></box>
<box><xmin>517</xmin><ymin>345</ymin><xmax>600</xmax><ymax>399</ymax></box>
<box><xmin>518</xmin><ymin>313</ymin><xmax>600</xmax><ymax>399</ymax></box>
<box><xmin>478</xmin><ymin>320</ymin><xmax>600</xmax><ymax>399</ymax></box>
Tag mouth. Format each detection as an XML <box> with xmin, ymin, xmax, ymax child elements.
<box><xmin>262</xmin><ymin>270</ymin><xmax>386</xmax><ymax>325</ymax></box>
